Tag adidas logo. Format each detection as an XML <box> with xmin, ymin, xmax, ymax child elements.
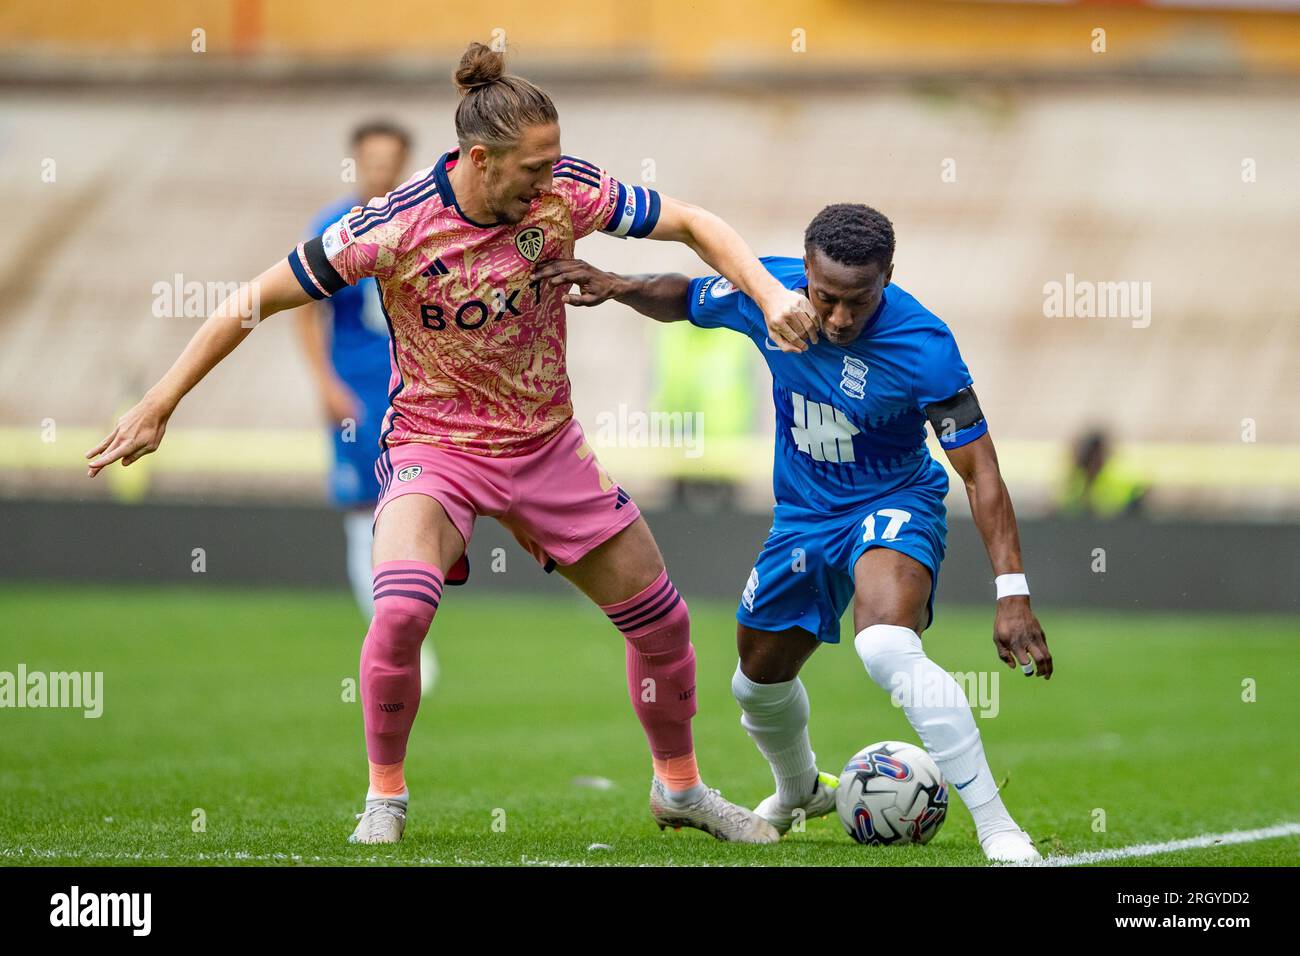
<box><xmin>421</xmin><ymin>258</ymin><xmax>450</xmax><ymax>279</ymax></box>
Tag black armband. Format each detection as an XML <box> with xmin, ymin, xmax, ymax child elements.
<box><xmin>924</xmin><ymin>386</ymin><xmax>987</xmax><ymax>447</ymax></box>
<box><xmin>287</xmin><ymin>235</ymin><xmax>348</xmax><ymax>300</ymax></box>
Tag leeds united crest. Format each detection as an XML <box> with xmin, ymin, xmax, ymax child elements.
<box><xmin>515</xmin><ymin>227</ymin><xmax>544</xmax><ymax>262</ymax></box>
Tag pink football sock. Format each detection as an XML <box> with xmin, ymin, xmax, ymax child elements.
<box><xmin>602</xmin><ymin>571</ymin><xmax>699</xmax><ymax>783</ymax></box>
<box><xmin>368</xmin><ymin>760</ymin><xmax>407</xmax><ymax>799</ymax></box>
<box><xmin>360</xmin><ymin>560</ymin><xmax>443</xmax><ymax>766</ymax></box>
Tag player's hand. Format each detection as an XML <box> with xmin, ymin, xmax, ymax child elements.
<box><xmin>85</xmin><ymin>395</ymin><xmax>172</xmax><ymax>477</ymax></box>
<box><xmin>533</xmin><ymin>258</ymin><xmax>626</xmax><ymax>307</ymax></box>
<box><xmin>321</xmin><ymin>376</ymin><xmax>361</xmax><ymax>426</ymax></box>
<box><xmin>758</xmin><ymin>287</ymin><xmax>820</xmax><ymax>353</ymax></box>
<box><xmin>993</xmin><ymin>596</ymin><xmax>1052</xmax><ymax>679</ymax></box>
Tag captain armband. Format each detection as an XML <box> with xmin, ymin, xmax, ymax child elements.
<box><xmin>287</xmin><ymin>231</ymin><xmax>350</xmax><ymax>301</ymax></box>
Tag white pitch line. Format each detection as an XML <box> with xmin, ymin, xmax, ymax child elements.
<box><xmin>1029</xmin><ymin>822</ymin><xmax>1300</xmax><ymax>867</ymax></box>
<box><xmin>7</xmin><ymin>823</ymin><xmax>1299</xmax><ymax>867</ymax></box>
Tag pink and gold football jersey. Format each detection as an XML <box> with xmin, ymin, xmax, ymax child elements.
<box><xmin>288</xmin><ymin>150</ymin><xmax>661</xmax><ymax>457</ymax></box>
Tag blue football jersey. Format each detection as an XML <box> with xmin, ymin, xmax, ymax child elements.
<box><xmin>307</xmin><ymin>196</ymin><xmax>392</xmax><ymax>388</ymax></box>
<box><xmin>686</xmin><ymin>256</ymin><xmax>985</xmax><ymax>513</ymax></box>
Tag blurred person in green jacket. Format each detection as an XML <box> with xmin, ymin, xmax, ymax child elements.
<box><xmin>653</xmin><ymin>320</ymin><xmax>756</xmax><ymax>510</ymax></box>
<box><xmin>1060</xmin><ymin>429</ymin><xmax>1148</xmax><ymax>517</ymax></box>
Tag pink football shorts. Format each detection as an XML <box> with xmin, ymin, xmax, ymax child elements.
<box><xmin>372</xmin><ymin>418</ymin><xmax>640</xmax><ymax>581</ymax></box>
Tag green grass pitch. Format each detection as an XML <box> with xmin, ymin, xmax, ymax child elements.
<box><xmin>1</xmin><ymin>583</ymin><xmax>1296</xmax><ymax>867</ymax></box>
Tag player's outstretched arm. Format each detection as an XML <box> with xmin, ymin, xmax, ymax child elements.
<box><xmin>648</xmin><ymin>195</ymin><xmax>818</xmax><ymax>352</ymax></box>
<box><xmin>85</xmin><ymin>258</ymin><xmax>313</xmax><ymax>476</ymax></box>
<box><xmin>533</xmin><ymin>258</ymin><xmax>690</xmax><ymax>323</ymax></box>
<box><xmin>945</xmin><ymin>433</ymin><xmax>1054</xmax><ymax>679</ymax></box>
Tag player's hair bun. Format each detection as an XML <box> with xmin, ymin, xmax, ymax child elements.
<box><xmin>454</xmin><ymin>42</ymin><xmax>506</xmax><ymax>96</ymax></box>
<box><xmin>451</xmin><ymin>41</ymin><xmax>557</xmax><ymax>151</ymax></box>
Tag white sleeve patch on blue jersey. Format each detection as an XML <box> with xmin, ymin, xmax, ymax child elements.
<box><xmin>686</xmin><ymin>274</ymin><xmax>757</xmax><ymax>335</ymax></box>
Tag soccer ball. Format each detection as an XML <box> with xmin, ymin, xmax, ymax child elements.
<box><xmin>836</xmin><ymin>740</ymin><xmax>948</xmax><ymax>845</ymax></box>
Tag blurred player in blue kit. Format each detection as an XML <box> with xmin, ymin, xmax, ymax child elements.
<box><xmin>294</xmin><ymin>120</ymin><xmax>438</xmax><ymax>694</ymax></box>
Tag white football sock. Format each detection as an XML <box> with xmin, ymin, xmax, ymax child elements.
<box><xmin>343</xmin><ymin>510</ymin><xmax>375</xmax><ymax>619</ymax></box>
<box><xmin>854</xmin><ymin>624</ymin><xmax>1019</xmax><ymax>841</ymax></box>
<box><xmin>731</xmin><ymin>663</ymin><xmax>818</xmax><ymax>807</ymax></box>
<box><xmin>365</xmin><ymin>789</ymin><xmax>408</xmax><ymax>805</ymax></box>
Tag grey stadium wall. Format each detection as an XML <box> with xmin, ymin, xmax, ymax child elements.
<box><xmin>1</xmin><ymin>500</ymin><xmax>1295</xmax><ymax>615</ymax></box>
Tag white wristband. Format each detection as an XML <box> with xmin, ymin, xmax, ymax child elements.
<box><xmin>995</xmin><ymin>573</ymin><xmax>1030</xmax><ymax>600</ymax></box>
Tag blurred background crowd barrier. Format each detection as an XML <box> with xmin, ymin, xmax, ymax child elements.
<box><xmin>1</xmin><ymin>1</ymin><xmax>1297</xmax><ymax>608</ymax></box>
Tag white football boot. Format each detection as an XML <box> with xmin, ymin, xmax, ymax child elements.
<box><xmin>348</xmin><ymin>798</ymin><xmax>407</xmax><ymax>845</ymax></box>
<box><xmin>753</xmin><ymin>771</ymin><xmax>840</xmax><ymax>836</ymax></box>
<box><xmin>649</xmin><ymin>778</ymin><xmax>780</xmax><ymax>844</ymax></box>
<box><xmin>981</xmin><ymin>827</ymin><xmax>1042</xmax><ymax>863</ymax></box>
